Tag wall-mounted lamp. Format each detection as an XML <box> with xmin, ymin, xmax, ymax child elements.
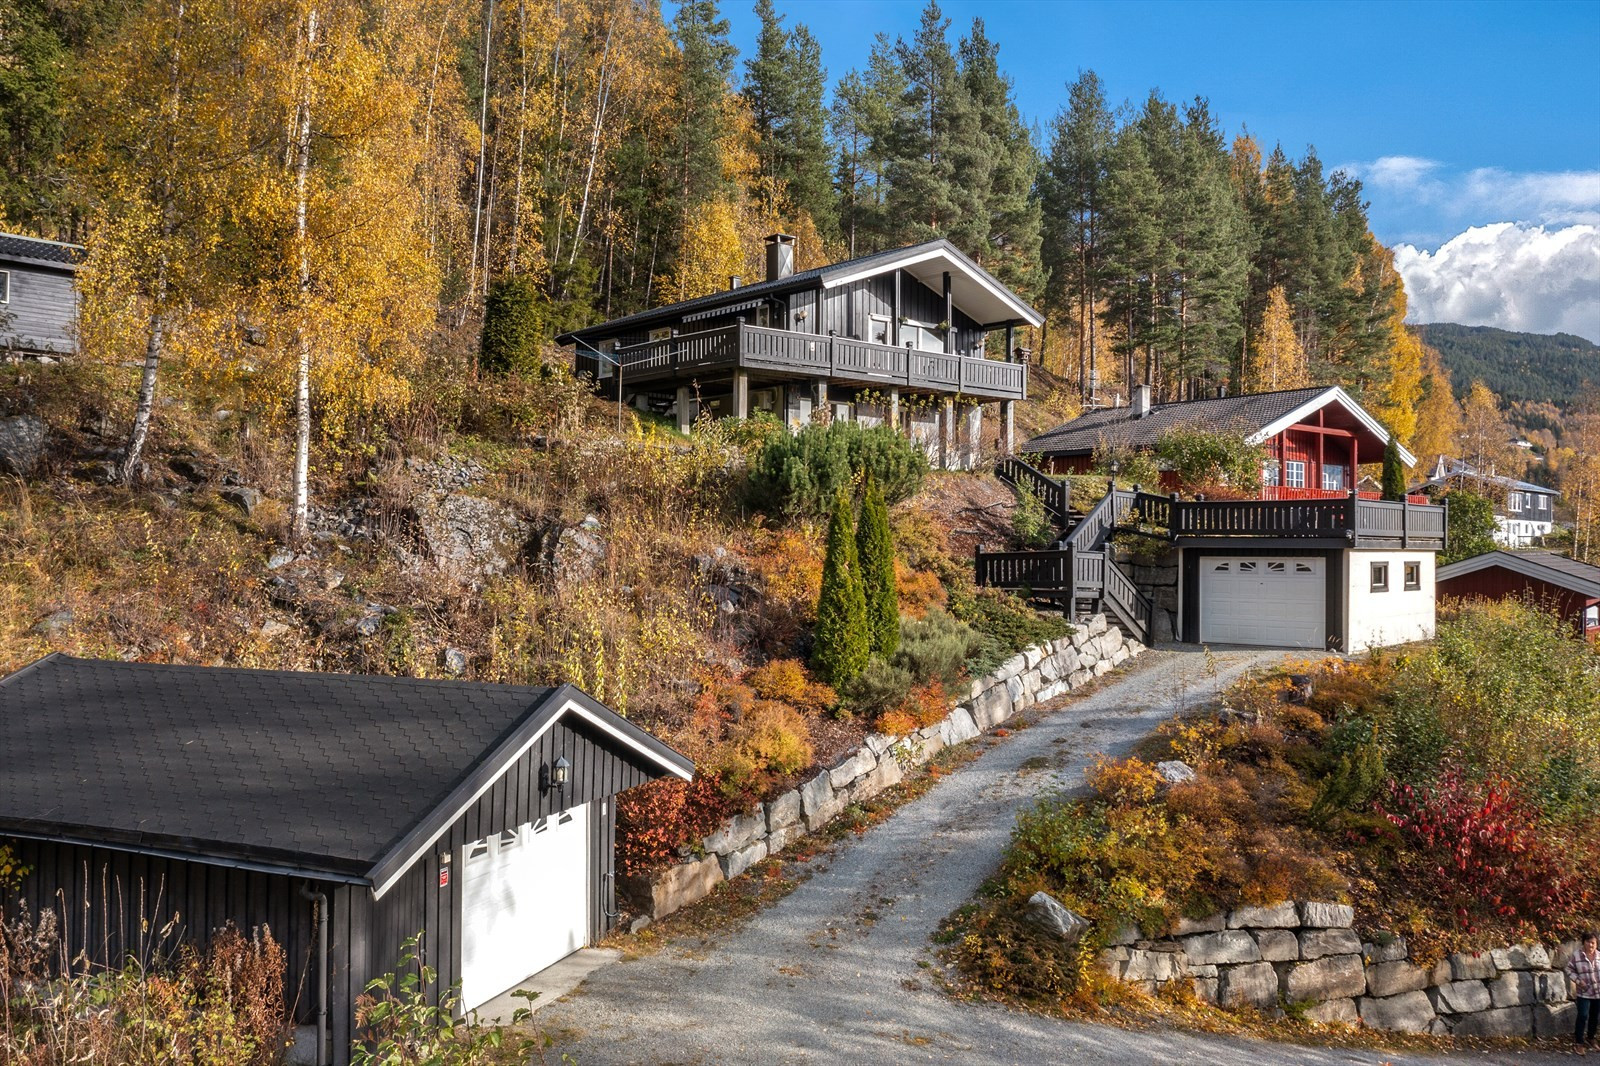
<box><xmin>541</xmin><ymin>755</ymin><xmax>571</xmax><ymax>793</ymax></box>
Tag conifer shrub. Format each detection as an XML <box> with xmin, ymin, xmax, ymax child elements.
<box><xmin>745</xmin><ymin>422</ymin><xmax>928</xmax><ymax>517</ymax></box>
<box><xmin>811</xmin><ymin>490</ymin><xmax>870</xmax><ymax>686</ymax></box>
<box><xmin>1380</xmin><ymin>436</ymin><xmax>1407</xmax><ymax>500</ymax></box>
<box><xmin>856</xmin><ymin>475</ymin><xmax>900</xmax><ymax>655</ymax></box>
<box><xmin>478</xmin><ymin>274</ymin><xmax>543</xmax><ymax>375</ymax></box>
<box><xmin>894</xmin><ymin>609</ymin><xmax>983</xmax><ymax>687</ymax></box>
<box><xmin>946</xmin><ymin>584</ymin><xmax>1070</xmax><ymax>673</ymax></box>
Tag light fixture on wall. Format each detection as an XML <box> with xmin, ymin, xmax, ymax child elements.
<box><xmin>540</xmin><ymin>755</ymin><xmax>571</xmax><ymax>794</ymax></box>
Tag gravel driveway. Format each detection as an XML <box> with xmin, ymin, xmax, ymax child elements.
<box><xmin>536</xmin><ymin>646</ymin><xmax>1567</xmax><ymax>1065</ymax></box>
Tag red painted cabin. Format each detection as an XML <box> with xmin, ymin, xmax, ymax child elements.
<box><xmin>1436</xmin><ymin>551</ymin><xmax>1600</xmax><ymax>641</ymax></box>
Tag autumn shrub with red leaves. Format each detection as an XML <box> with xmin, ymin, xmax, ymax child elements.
<box><xmin>1376</xmin><ymin>767</ymin><xmax>1594</xmax><ymax>936</ymax></box>
<box><xmin>615</xmin><ymin>775</ymin><xmax>739</xmax><ymax>878</ymax></box>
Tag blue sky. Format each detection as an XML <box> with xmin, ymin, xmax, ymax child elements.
<box><xmin>675</xmin><ymin>0</ymin><xmax>1600</xmax><ymax>339</ymax></box>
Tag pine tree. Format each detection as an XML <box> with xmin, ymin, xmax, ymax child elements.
<box><xmin>1041</xmin><ymin>70</ymin><xmax>1113</xmax><ymax>397</ymax></box>
<box><xmin>957</xmin><ymin>19</ymin><xmax>1041</xmax><ymax>298</ymax></box>
<box><xmin>1381</xmin><ymin>437</ymin><xmax>1406</xmax><ymax>501</ymax></box>
<box><xmin>856</xmin><ymin>475</ymin><xmax>899</xmax><ymax>657</ymax></box>
<box><xmin>670</xmin><ymin>1</ymin><xmax>737</xmax><ymax>229</ymax></box>
<box><xmin>813</xmin><ymin>489</ymin><xmax>870</xmax><ymax>686</ymax></box>
<box><xmin>830</xmin><ymin>35</ymin><xmax>904</xmax><ymax>255</ymax></box>
<box><xmin>744</xmin><ymin>0</ymin><xmax>833</xmax><ymax>237</ymax></box>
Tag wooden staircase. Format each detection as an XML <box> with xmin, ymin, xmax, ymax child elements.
<box><xmin>979</xmin><ymin>458</ymin><xmax>1154</xmax><ymax>645</ymax></box>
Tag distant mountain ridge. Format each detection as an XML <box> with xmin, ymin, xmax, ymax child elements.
<box><xmin>1414</xmin><ymin>323</ymin><xmax>1598</xmax><ymax>409</ymax></box>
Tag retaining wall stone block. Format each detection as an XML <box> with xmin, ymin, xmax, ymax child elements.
<box><xmin>1180</xmin><ymin>930</ymin><xmax>1261</xmax><ymax>966</ymax></box>
<box><xmin>1302</xmin><ymin>998</ymin><xmax>1359</xmax><ymax>1026</ymax></box>
<box><xmin>1284</xmin><ymin>955</ymin><xmax>1367</xmax><ymax>1002</ymax></box>
<box><xmin>1535</xmin><ymin>1001</ymin><xmax>1577</xmax><ymax>1039</ymax></box>
<box><xmin>1218</xmin><ymin>961</ymin><xmax>1280</xmax><ymax>1010</ymax></box>
<box><xmin>720</xmin><ymin>839</ymin><xmax>767</xmax><ymax>880</ymax></box>
<box><xmin>1366</xmin><ymin>960</ymin><xmax>1430</xmax><ymax>998</ymax></box>
<box><xmin>1358</xmin><ymin>990</ymin><xmax>1436</xmax><ymax>1032</ymax></box>
<box><xmin>1298</xmin><ymin>927</ymin><xmax>1362</xmax><ymax>960</ymax></box>
<box><xmin>1228</xmin><ymin>902</ymin><xmax>1299</xmax><ymax>929</ymax></box>
<box><xmin>1452</xmin><ymin>1004</ymin><xmax>1533</xmax><ymax>1038</ymax></box>
<box><xmin>845</xmin><ymin>755</ymin><xmax>904</xmax><ymax>803</ymax></box>
<box><xmin>766</xmin><ymin>823</ymin><xmax>804</xmax><ymax>855</ymax></box>
<box><xmin>1429</xmin><ymin>979</ymin><xmax>1492</xmax><ymax>1015</ymax></box>
<box><xmin>765</xmin><ymin>790</ymin><xmax>802</xmax><ymax>832</ymax></box>
<box><xmin>1122</xmin><ymin>948</ymin><xmax>1183</xmax><ymax>983</ymax></box>
<box><xmin>1172</xmin><ymin>913</ymin><xmax>1226</xmax><ymax>936</ymax></box>
<box><xmin>1450</xmin><ymin>952</ymin><xmax>1498</xmax><ymax>981</ymax></box>
<box><xmin>941</xmin><ymin>706</ymin><xmax>980</xmax><ymax>747</ymax></box>
<box><xmin>800</xmin><ymin>770</ymin><xmax>840</xmax><ymax>830</ymax></box>
<box><xmin>1299</xmin><ymin>901</ymin><xmax>1355</xmax><ymax>928</ymax></box>
<box><xmin>1488</xmin><ymin>971</ymin><xmax>1540</xmax><ymax>1008</ymax></box>
<box><xmin>829</xmin><ymin>748</ymin><xmax>876</xmax><ymax>789</ymax></box>
<box><xmin>1087</xmin><ymin>613</ymin><xmax>1108</xmax><ymax>636</ymax></box>
<box><xmin>645</xmin><ymin>854</ymin><xmax>724</xmax><ymax>919</ymax></box>
<box><xmin>1491</xmin><ymin>943</ymin><xmax>1551</xmax><ymax>971</ymax></box>
<box><xmin>1362</xmin><ymin>935</ymin><xmax>1409</xmax><ymax>964</ymax></box>
<box><xmin>703</xmin><ymin>806</ymin><xmax>765</xmax><ymax>856</ymax></box>
<box><xmin>1255</xmin><ymin>929</ymin><xmax>1300</xmax><ymax>962</ymax></box>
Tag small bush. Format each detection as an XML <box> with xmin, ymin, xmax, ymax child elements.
<box><xmin>1437</xmin><ymin>488</ymin><xmax>1499</xmax><ymax>564</ymax></box>
<box><xmin>744</xmin><ymin>658</ymin><xmax>836</xmax><ymax>714</ymax></box>
<box><xmin>1153</xmin><ymin>424</ymin><xmax>1266</xmax><ymax>495</ymax></box>
<box><xmin>947</xmin><ymin>584</ymin><xmax>1070</xmax><ymax>672</ymax></box>
<box><xmin>615</xmin><ymin>776</ymin><xmax>737</xmax><ymax>875</ymax></box>
<box><xmin>746</xmin><ymin>422</ymin><xmax>928</xmax><ymax>517</ymax></box>
<box><xmin>714</xmin><ymin>700</ymin><xmax>815</xmax><ymax>798</ymax></box>
<box><xmin>843</xmin><ymin>658</ymin><xmax>915</xmax><ymax>718</ymax></box>
<box><xmin>857</xmin><ymin>475</ymin><xmax>900</xmax><ymax>655</ymax></box>
<box><xmin>895</xmin><ymin>610</ymin><xmax>983</xmax><ymax>687</ymax></box>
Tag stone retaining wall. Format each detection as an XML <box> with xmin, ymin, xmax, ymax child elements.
<box><xmin>623</xmin><ymin>614</ymin><xmax>1145</xmax><ymax>921</ymax></box>
<box><xmin>1101</xmin><ymin>900</ymin><xmax>1580</xmax><ymax>1038</ymax></box>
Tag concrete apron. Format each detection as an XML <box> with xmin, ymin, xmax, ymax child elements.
<box><xmin>471</xmin><ymin>947</ymin><xmax>624</xmax><ymax>1023</ymax></box>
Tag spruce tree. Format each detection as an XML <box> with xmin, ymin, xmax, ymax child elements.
<box><xmin>745</xmin><ymin>0</ymin><xmax>834</xmax><ymax>237</ymax></box>
<box><xmin>813</xmin><ymin>489</ymin><xmax>870</xmax><ymax>686</ymax></box>
<box><xmin>830</xmin><ymin>36</ymin><xmax>904</xmax><ymax>255</ymax></box>
<box><xmin>856</xmin><ymin>475</ymin><xmax>900</xmax><ymax>657</ymax></box>
<box><xmin>670</xmin><ymin>1</ymin><xmax>737</xmax><ymax>228</ymax></box>
<box><xmin>1381</xmin><ymin>437</ymin><xmax>1407</xmax><ymax>501</ymax></box>
<box><xmin>1041</xmin><ymin>70</ymin><xmax>1113</xmax><ymax>395</ymax></box>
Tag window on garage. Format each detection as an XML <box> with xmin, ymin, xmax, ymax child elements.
<box><xmin>1404</xmin><ymin>561</ymin><xmax>1421</xmax><ymax>590</ymax></box>
<box><xmin>1370</xmin><ymin>562</ymin><xmax>1389</xmax><ymax>592</ymax></box>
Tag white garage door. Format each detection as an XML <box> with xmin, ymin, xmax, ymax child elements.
<box><xmin>461</xmin><ymin>804</ymin><xmax>590</xmax><ymax>1010</ymax></box>
<box><xmin>1199</xmin><ymin>557</ymin><xmax>1325</xmax><ymax>648</ymax></box>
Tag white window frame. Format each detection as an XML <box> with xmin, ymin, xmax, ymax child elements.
<box><xmin>1285</xmin><ymin>460</ymin><xmax>1307</xmax><ymax>489</ymax></box>
<box><xmin>1508</xmin><ymin>491</ymin><xmax>1522</xmax><ymax>512</ymax></box>
<box><xmin>1263</xmin><ymin>462</ymin><xmax>1280</xmax><ymax>487</ymax></box>
<box><xmin>1321</xmin><ymin>464</ymin><xmax>1345</xmax><ymax>491</ymax></box>
<box><xmin>0</xmin><ymin>269</ymin><xmax>9</xmax><ymax>304</ymax></box>
<box><xmin>647</xmin><ymin>327</ymin><xmax>673</xmax><ymax>343</ymax></box>
<box><xmin>867</xmin><ymin>314</ymin><xmax>892</xmax><ymax>346</ymax></box>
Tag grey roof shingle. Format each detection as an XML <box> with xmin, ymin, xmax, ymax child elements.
<box><xmin>0</xmin><ymin>656</ymin><xmax>683</xmax><ymax>877</ymax></box>
<box><xmin>0</xmin><ymin>232</ymin><xmax>84</xmax><ymax>267</ymax></box>
<box><xmin>1414</xmin><ymin>458</ymin><xmax>1555</xmax><ymax>496</ymax></box>
<box><xmin>1023</xmin><ymin>387</ymin><xmax>1330</xmax><ymax>456</ymax></box>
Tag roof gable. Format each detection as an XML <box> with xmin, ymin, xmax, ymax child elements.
<box><xmin>1437</xmin><ymin>551</ymin><xmax>1600</xmax><ymax>599</ymax></box>
<box><xmin>1023</xmin><ymin>386</ymin><xmax>1414</xmax><ymax>466</ymax></box>
<box><xmin>558</xmin><ymin>238</ymin><xmax>1041</xmax><ymax>345</ymax></box>
<box><xmin>0</xmin><ymin>656</ymin><xmax>691</xmax><ymax>882</ymax></box>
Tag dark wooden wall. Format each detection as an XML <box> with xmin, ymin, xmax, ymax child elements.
<box><xmin>820</xmin><ymin>270</ymin><xmax>984</xmax><ymax>354</ymax></box>
<box><xmin>1438</xmin><ymin>568</ymin><xmax>1597</xmax><ymax>637</ymax></box>
<box><xmin>1</xmin><ymin>263</ymin><xmax>77</xmax><ymax>354</ymax></box>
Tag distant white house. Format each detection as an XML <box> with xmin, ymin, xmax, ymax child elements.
<box><xmin>1413</xmin><ymin>457</ymin><xmax>1556</xmax><ymax>548</ymax></box>
<box><xmin>0</xmin><ymin>232</ymin><xmax>82</xmax><ymax>360</ymax></box>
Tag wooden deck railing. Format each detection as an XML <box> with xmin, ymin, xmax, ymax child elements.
<box><xmin>974</xmin><ymin>547</ymin><xmax>1074</xmax><ymax>593</ymax></box>
<box><xmin>612</xmin><ymin>323</ymin><xmax>1027</xmax><ymax>400</ymax></box>
<box><xmin>1132</xmin><ymin>490</ymin><xmax>1445</xmax><ymax>548</ymax></box>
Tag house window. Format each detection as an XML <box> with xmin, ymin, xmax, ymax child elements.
<box><xmin>1508</xmin><ymin>491</ymin><xmax>1522</xmax><ymax>512</ymax></box>
<box><xmin>1263</xmin><ymin>462</ymin><xmax>1280</xmax><ymax>487</ymax></box>
<box><xmin>1285</xmin><ymin>461</ymin><xmax>1306</xmax><ymax>489</ymax></box>
<box><xmin>1404</xmin><ymin>561</ymin><xmax>1421</xmax><ymax>590</ymax></box>
<box><xmin>1321</xmin><ymin>464</ymin><xmax>1345</xmax><ymax>491</ymax></box>
<box><xmin>868</xmin><ymin>314</ymin><xmax>891</xmax><ymax>345</ymax></box>
<box><xmin>648</xmin><ymin>327</ymin><xmax>673</xmax><ymax>343</ymax></box>
<box><xmin>0</xmin><ymin>270</ymin><xmax>9</xmax><ymax>304</ymax></box>
<box><xmin>1586</xmin><ymin>605</ymin><xmax>1599</xmax><ymax>631</ymax></box>
<box><xmin>1370</xmin><ymin>562</ymin><xmax>1389</xmax><ymax>592</ymax></box>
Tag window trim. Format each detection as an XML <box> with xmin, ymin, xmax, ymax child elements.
<box><xmin>1403</xmin><ymin>560</ymin><xmax>1421</xmax><ymax>591</ymax></box>
<box><xmin>0</xmin><ymin>269</ymin><xmax>9</xmax><ymax>304</ymax></box>
<box><xmin>1321</xmin><ymin>464</ymin><xmax>1345</xmax><ymax>491</ymax></box>
<box><xmin>1508</xmin><ymin>491</ymin><xmax>1522</xmax><ymax>512</ymax></box>
<box><xmin>1262</xmin><ymin>461</ymin><xmax>1280</xmax><ymax>487</ymax></box>
<box><xmin>1285</xmin><ymin>460</ymin><xmax>1307</xmax><ymax>489</ymax></box>
<box><xmin>1370</xmin><ymin>561</ymin><xmax>1389</xmax><ymax>593</ymax></box>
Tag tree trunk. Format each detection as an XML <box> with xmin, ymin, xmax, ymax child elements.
<box><xmin>463</xmin><ymin>0</ymin><xmax>495</xmax><ymax>324</ymax></box>
<box><xmin>290</xmin><ymin>5</ymin><xmax>319</xmax><ymax>545</ymax></box>
<box><xmin>121</xmin><ymin>261</ymin><xmax>169</xmax><ymax>486</ymax></box>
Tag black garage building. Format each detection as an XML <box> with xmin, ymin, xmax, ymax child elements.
<box><xmin>0</xmin><ymin>654</ymin><xmax>692</xmax><ymax>1064</ymax></box>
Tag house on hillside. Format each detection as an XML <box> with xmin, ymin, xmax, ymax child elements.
<box><xmin>1023</xmin><ymin>383</ymin><xmax>1418</xmax><ymax>500</ymax></box>
<box><xmin>983</xmin><ymin>385</ymin><xmax>1444</xmax><ymax>652</ymax></box>
<box><xmin>555</xmin><ymin>234</ymin><xmax>1041</xmax><ymax>469</ymax></box>
<box><xmin>0</xmin><ymin>655</ymin><xmax>692</xmax><ymax>1066</ymax></box>
<box><xmin>1411</xmin><ymin>457</ymin><xmax>1556</xmax><ymax>548</ymax></box>
<box><xmin>1436</xmin><ymin>550</ymin><xmax>1599</xmax><ymax>641</ymax></box>
<box><xmin>0</xmin><ymin>232</ymin><xmax>82</xmax><ymax>359</ymax></box>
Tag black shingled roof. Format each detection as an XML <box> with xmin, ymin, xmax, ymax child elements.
<box><xmin>556</xmin><ymin>238</ymin><xmax>1020</xmax><ymax>346</ymax></box>
<box><xmin>1023</xmin><ymin>387</ymin><xmax>1330</xmax><ymax>456</ymax></box>
<box><xmin>0</xmin><ymin>232</ymin><xmax>84</xmax><ymax>268</ymax></box>
<box><xmin>0</xmin><ymin>655</ymin><xmax>689</xmax><ymax>879</ymax></box>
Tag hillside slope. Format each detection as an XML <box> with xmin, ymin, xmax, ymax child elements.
<box><xmin>1416</xmin><ymin>323</ymin><xmax>1598</xmax><ymax>409</ymax></box>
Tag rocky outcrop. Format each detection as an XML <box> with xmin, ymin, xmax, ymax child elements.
<box><xmin>1100</xmin><ymin>899</ymin><xmax>1578</xmax><ymax>1039</ymax></box>
<box><xmin>0</xmin><ymin>415</ymin><xmax>45</xmax><ymax>476</ymax></box>
<box><xmin>624</xmin><ymin>616</ymin><xmax>1147</xmax><ymax>920</ymax></box>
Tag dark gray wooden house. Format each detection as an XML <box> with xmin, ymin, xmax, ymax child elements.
<box><xmin>0</xmin><ymin>232</ymin><xmax>82</xmax><ymax>358</ymax></box>
<box><xmin>556</xmin><ymin>235</ymin><xmax>1042</xmax><ymax>468</ymax></box>
<box><xmin>0</xmin><ymin>655</ymin><xmax>692</xmax><ymax>1065</ymax></box>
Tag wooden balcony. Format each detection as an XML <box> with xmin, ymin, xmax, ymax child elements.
<box><xmin>605</xmin><ymin>322</ymin><xmax>1027</xmax><ymax>401</ymax></box>
<box><xmin>1131</xmin><ymin>491</ymin><xmax>1447</xmax><ymax>550</ymax></box>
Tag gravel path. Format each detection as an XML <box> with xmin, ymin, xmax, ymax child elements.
<box><xmin>538</xmin><ymin>646</ymin><xmax>1567</xmax><ymax>1066</ymax></box>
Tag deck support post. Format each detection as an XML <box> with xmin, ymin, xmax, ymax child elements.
<box><xmin>941</xmin><ymin>397</ymin><xmax>955</xmax><ymax>470</ymax></box>
<box><xmin>675</xmin><ymin>385</ymin><xmax>693</xmax><ymax>433</ymax></box>
<box><xmin>1000</xmin><ymin>399</ymin><xmax>1015</xmax><ymax>455</ymax></box>
<box><xmin>731</xmin><ymin>370</ymin><xmax>749</xmax><ymax>419</ymax></box>
<box><xmin>964</xmin><ymin>404</ymin><xmax>982</xmax><ymax>470</ymax></box>
<box><xmin>888</xmin><ymin>387</ymin><xmax>901</xmax><ymax>434</ymax></box>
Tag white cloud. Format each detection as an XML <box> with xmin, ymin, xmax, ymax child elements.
<box><xmin>1393</xmin><ymin>222</ymin><xmax>1600</xmax><ymax>342</ymax></box>
<box><xmin>1340</xmin><ymin>156</ymin><xmax>1600</xmax><ymax>228</ymax></box>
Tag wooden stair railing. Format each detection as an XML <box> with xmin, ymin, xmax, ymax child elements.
<box><xmin>995</xmin><ymin>457</ymin><xmax>1072</xmax><ymax>525</ymax></box>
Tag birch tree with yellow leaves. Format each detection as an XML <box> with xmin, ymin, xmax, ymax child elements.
<box><xmin>1241</xmin><ymin>285</ymin><xmax>1309</xmax><ymax>393</ymax></box>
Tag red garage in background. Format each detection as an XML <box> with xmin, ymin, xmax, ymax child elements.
<box><xmin>1436</xmin><ymin>551</ymin><xmax>1600</xmax><ymax>641</ymax></box>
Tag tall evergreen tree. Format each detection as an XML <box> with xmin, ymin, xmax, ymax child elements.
<box><xmin>813</xmin><ymin>489</ymin><xmax>870</xmax><ymax>686</ymax></box>
<box><xmin>956</xmin><ymin>19</ymin><xmax>1041</xmax><ymax>299</ymax></box>
<box><xmin>856</xmin><ymin>475</ymin><xmax>899</xmax><ymax>656</ymax></box>
<box><xmin>670</xmin><ymin>1</ymin><xmax>737</xmax><ymax>229</ymax></box>
<box><xmin>1381</xmin><ymin>437</ymin><xmax>1406</xmax><ymax>501</ymax></box>
<box><xmin>830</xmin><ymin>35</ymin><xmax>904</xmax><ymax>255</ymax></box>
<box><xmin>1100</xmin><ymin>126</ymin><xmax>1171</xmax><ymax>394</ymax></box>
<box><xmin>744</xmin><ymin>0</ymin><xmax>834</xmax><ymax>237</ymax></box>
<box><xmin>1041</xmin><ymin>70</ymin><xmax>1113</xmax><ymax>396</ymax></box>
